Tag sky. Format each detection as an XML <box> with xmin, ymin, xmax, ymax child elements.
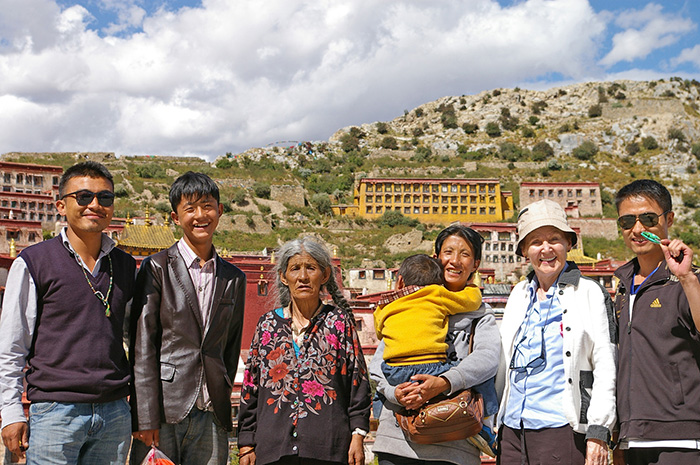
<box><xmin>1</xmin><ymin>0</ymin><xmax>700</xmax><ymax>161</ymax></box>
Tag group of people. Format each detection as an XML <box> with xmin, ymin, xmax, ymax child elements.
<box><xmin>0</xmin><ymin>161</ymin><xmax>698</xmax><ymax>465</ymax></box>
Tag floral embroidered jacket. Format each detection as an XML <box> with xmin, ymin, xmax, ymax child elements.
<box><xmin>238</xmin><ymin>304</ymin><xmax>371</xmax><ymax>464</ymax></box>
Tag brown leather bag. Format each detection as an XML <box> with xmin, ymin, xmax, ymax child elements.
<box><xmin>394</xmin><ymin>318</ymin><xmax>484</xmax><ymax>444</ymax></box>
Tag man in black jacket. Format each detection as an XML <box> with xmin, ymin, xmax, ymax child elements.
<box><xmin>614</xmin><ymin>179</ymin><xmax>700</xmax><ymax>465</ymax></box>
<box><xmin>130</xmin><ymin>172</ymin><xmax>246</xmax><ymax>465</ymax></box>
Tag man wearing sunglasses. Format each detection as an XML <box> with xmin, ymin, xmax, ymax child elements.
<box><xmin>0</xmin><ymin>161</ymin><xmax>135</xmax><ymax>464</ymax></box>
<box><xmin>613</xmin><ymin>179</ymin><xmax>700</xmax><ymax>465</ymax></box>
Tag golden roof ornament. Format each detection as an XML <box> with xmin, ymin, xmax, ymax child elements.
<box><xmin>9</xmin><ymin>238</ymin><xmax>16</xmax><ymax>258</ymax></box>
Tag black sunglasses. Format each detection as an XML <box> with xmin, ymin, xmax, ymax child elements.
<box><xmin>61</xmin><ymin>189</ymin><xmax>115</xmax><ymax>207</ymax></box>
<box><xmin>617</xmin><ymin>210</ymin><xmax>669</xmax><ymax>230</ymax></box>
<box><xmin>510</xmin><ymin>326</ymin><xmax>547</xmax><ymax>383</ymax></box>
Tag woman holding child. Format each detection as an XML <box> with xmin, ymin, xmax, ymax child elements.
<box><xmin>371</xmin><ymin>225</ymin><xmax>500</xmax><ymax>465</ymax></box>
<box><xmin>497</xmin><ymin>200</ymin><xmax>617</xmax><ymax>465</ymax></box>
<box><xmin>237</xmin><ymin>237</ymin><xmax>371</xmax><ymax>465</ymax></box>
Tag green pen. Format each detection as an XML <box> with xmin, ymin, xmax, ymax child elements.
<box><xmin>641</xmin><ymin>231</ymin><xmax>661</xmax><ymax>244</ymax></box>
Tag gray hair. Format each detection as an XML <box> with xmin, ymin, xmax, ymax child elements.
<box><xmin>274</xmin><ymin>237</ymin><xmax>352</xmax><ymax>317</ymax></box>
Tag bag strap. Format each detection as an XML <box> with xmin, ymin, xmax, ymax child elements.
<box><xmin>468</xmin><ymin>316</ymin><xmax>481</xmax><ymax>355</ymax></box>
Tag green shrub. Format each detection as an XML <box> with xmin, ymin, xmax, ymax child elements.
<box><xmin>114</xmin><ymin>183</ymin><xmax>129</xmax><ymax>198</ymax></box>
<box><xmin>380</xmin><ymin>136</ymin><xmax>399</xmax><ymax>150</ymax></box>
<box><xmin>522</xmin><ymin>126</ymin><xmax>535</xmax><ymax>138</ymax></box>
<box><xmin>692</xmin><ymin>143</ymin><xmax>700</xmax><ymax>159</ymax></box>
<box><xmin>532</xmin><ymin>141</ymin><xmax>554</xmax><ymax>161</ymax></box>
<box><xmin>376</xmin><ymin>122</ymin><xmax>389</xmax><ymax>134</ymax></box>
<box><xmin>412</xmin><ymin>127</ymin><xmax>424</xmax><ymax>137</ymax></box>
<box><xmin>412</xmin><ymin>146</ymin><xmax>432</xmax><ymax>162</ymax></box>
<box><xmin>415</xmin><ymin>108</ymin><xmax>424</xmax><ymax>117</ymax></box>
<box><xmin>462</xmin><ymin>122</ymin><xmax>478</xmax><ymax>134</ymax></box>
<box><xmin>215</xmin><ymin>157</ymin><xmax>233</xmax><ymax>169</ymax></box>
<box><xmin>528</xmin><ymin>116</ymin><xmax>540</xmax><ymax>125</ymax></box>
<box><xmin>499</xmin><ymin>107</ymin><xmax>519</xmax><ymax>131</ymax></box>
<box><xmin>572</xmin><ymin>140</ymin><xmax>599</xmax><ymax>160</ymax></box>
<box><xmin>135</xmin><ymin>163</ymin><xmax>165</xmax><ymax>179</ymax></box>
<box><xmin>340</xmin><ymin>133</ymin><xmax>360</xmax><ymax>152</ymax></box>
<box><xmin>683</xmin><ymin>192</ymin><xmax>700</xmax><ymax>208</ymax></box>
<box><xmin>252</xmin><ymin>182</ymin><xmax>271</xmax><ymax>199</ymax></box>
<box><xmin>668</xmin><ymin>127</ymin><xmax>686</xmax><ymax>142</ymax></box>
<box><xmin>531</xmin><ymin>101</ymin><xmax>547</xmax><ymax>115</ymax></box>
<box><xmin>626</xmin><ymin>142</ymin><xmax>640</xmax><ymax>156</ymax></box>
<box><xmin>232</xmin><ymin>190</ymin><xmax>248</xmax><ymax>206</ymax></box>
<box><xmin>588</xmin><ymin>104</ymin><xmax>602</xmax><ymax>118</ymax></box>
<box><xmin>485</xmin><ymin>122</ymin><xmax>501</xmax><ymax>138</ymax></box>
<box><xmin>311</xmin><ymin>193</ymin><xmax>333</xmax><ymax>215</ymax></box>
<box><xmin>642</xmin><ymin>136</ymin><xmax>659</xmax><ymax>150</ymax></box>
<box><xmin>378</xmin><ymin>210</ymin><xmax>419</xmax><ymax>228</ymax></box>
<box><xmin>154</xmin><ymin>200</ymin><xmax>171</xmax><ymax>214</ymax></box>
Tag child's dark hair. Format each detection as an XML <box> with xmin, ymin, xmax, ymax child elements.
<box><xmin>169</xmin><ymin>171</ymin><xmax>220</xmax><ymax>212</ymax></box>
<box><xmin>59</xmin><ymin>161</ymin><xmax>113</xmax><ymax>197</ymax></box>
<box><xmin>615</xmin><ymin>179</ymin><xmax>672</xmax><ymax>213</ymax></box>
<box><xmin>434</xmin><ymin>225</ymin><xmax>484</xmax><ymax>262</ymax></box>
<box><xmin>398</xmin><ymin>254</ymin><xmax>444</xmax><ymax>287</ymax></box>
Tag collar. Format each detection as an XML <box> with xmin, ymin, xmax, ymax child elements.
<box><xmin>60</xmin><ymin>227</ymin><xmax>115</xmax><ymax>262</ymax></box>
<box><xmin>378</xmin><ymin>285</ymin><xmax>423</xmax><ymax>306</ymax></box>
<box><xmin>614</xmin><ymin>257</ymin><xmax>671</xmax><ymax>288</ymax></box>
<box><xmin>525</xmin><ymin>261</ymin><xmax>581</xmax><ymax>292</ymax></box>
<box><xmin>177</xmin><ymin>238</ymin><xmax>218</xmax><ymax>269</ymax></box>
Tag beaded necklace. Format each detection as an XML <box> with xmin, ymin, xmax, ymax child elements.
<box><xmin>78</xmin><ymin>254</ymin><xmax>113</xmax><ymax>317</ymax></box>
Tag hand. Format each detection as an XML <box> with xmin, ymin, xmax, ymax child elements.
<box><xmin>584</xmin><ymin>438</ymin><xmax>608</xmax><ymax>465</ymax></box>
<box><xmin>660</xmin><ymin>238</ymin><xmax>693</xmax><ymax>278</ymax></box>
<box><xmin>238</xmin><ymin>446</ymin><xmax>256</xmax><ymax>465</ymax></box>
<box><xmin>348</xmin><ymin>434</ymin><xmax>365</xmax><ymax>465</ymax></box>
<box><xmin>394</xmin><ymin>382</ymin><xmax>423</xmax><ymax>410</ymax></box>
<box><xmin>1</xmin><ymin>422</ymin><xmax>29</xmax><ymax>460</ymax></box>
<box><xmin>132</xmin><ymin>429</ymin><xmax>159</xmax><ymax>446</ymax></box>
<box><xmin>409</xmin><ymin>374</ymin><xmax>451</xmax><ymax>402</ymax></box>
<box><xmin>612</xmin><ymin>443</ymin><xmax>625</xmax><ymax>465</ymax></box>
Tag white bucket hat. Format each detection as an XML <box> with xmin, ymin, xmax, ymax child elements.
<box><xmin>515</xmin><ymin>199</ymin><xmax>577</xmax><ymax>256</ymax></box>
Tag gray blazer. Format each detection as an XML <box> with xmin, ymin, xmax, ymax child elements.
<box><xmin>130</xmin><ymin>244</ymin><xmax>246</xmax><ymax>431</ymax></box>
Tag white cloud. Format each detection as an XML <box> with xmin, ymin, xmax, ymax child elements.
<box><xmin>599</xmin><ymin>3</ymin><xmax>695</xmax><ymax>67</ymax></box>
<box><xmin>0</xmin><ymin>0</ymin><xmax>649</xmax><ymax>159</ymax></box>
<box><xmin>671</xmin><ymin>44</ymin><xmax>700</xmax><ymax>68</ymax></box>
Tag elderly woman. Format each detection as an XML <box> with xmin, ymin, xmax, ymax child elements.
<box><xmin>371</xmin><ymin>225</ymin><xmax>500</xmax><ymax>465</ymax></box>
<box><xmin>497</xmin><ymin>200</ymin><xmax>617</xmax><ymax>465</ymax></box>
<box><xmin>237</xmin><ymin>237</ymin><xmax>371</xmax><ymax>465</ymax></box>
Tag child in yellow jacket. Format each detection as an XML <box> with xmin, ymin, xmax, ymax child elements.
<box><xmin>374</xmin><ymin>254</ymin><xmax>482</xmax><ymax>386</ymax></box>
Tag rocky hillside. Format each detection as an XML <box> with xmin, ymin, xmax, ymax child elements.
<box><xmin>7</xmin><ymin>78</ymin><xmax>700</xmax><ymax>267</ymax></box>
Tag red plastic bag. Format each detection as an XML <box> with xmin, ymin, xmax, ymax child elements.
<box><xmin>140</xmin><ymin>445</ymin><xmax>175</xmax><ymax>465</ymax></box>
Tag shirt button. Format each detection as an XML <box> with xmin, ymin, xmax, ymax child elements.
<box><xmin>568</xmin><ymin>378</ymin><xmax>573</xmax><ymax>384</ymax></box>
<box><xmin>559</xmin><ymin>290</ymin><xmax>564</xmax><ymax>295</ymax></box>
<box><xmin>566</xmin><ymin>351</ymin><xmax>571</xmax><ymax>357</ymax></box>
<box><xmin>563</xmin><ymin>309</ymin><xmax>568</xmax><ymax>314</ymax></box>
<box><xmin>292</xmin><ymin>431</ymin><xmax>298</xmax><ymax>438</ymax></box>
<box><xmin>293</xmin><ymin>445</ymin><xmax>298</xmax><ymax>451</ymax></box>
<box><xmin>565</xmin><ymin>327</ymin><xmax>571</xmax><ymax>331</ymax></box>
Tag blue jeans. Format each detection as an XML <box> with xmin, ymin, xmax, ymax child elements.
<box><xmin>27</xmin><ymin>398</ymin><xmax>131</xmax><ymax>465</ymax></box>
<box><xmin>129</xmin><ymin>408</ymin><xmax>228</xmax><ymax>465</ymax></box>
<box><xmin>381</xmin><ymin>360</ymin><xmax>457</xmax><ymax>387</ymax></box>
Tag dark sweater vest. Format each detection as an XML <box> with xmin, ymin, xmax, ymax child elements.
<box><xmin>20</xmin><ymin>236</ymin><xmax>135</xmax><ymax>403</ymax></box>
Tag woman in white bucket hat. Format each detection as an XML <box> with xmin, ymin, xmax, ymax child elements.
<box><xmin>496</xmin><ymin>199</ymin><xmax>617</xmax><ymax>465</ymax></box>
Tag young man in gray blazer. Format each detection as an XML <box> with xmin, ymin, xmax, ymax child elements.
<box><xmin>129</xmin><ymin>172</ymin><xmax>246</xmax><ymax>464</ymax></box>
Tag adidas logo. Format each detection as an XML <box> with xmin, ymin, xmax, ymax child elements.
<box><xmin>650</xmin><ymin>298</ymin><xmax>662</xmax><ymax>308</ymax></box>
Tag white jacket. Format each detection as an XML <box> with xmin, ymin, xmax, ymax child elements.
<box><xmin>495</xmin><ymin>263</ymin><xmax>617</xmax><ymax>443</ymax></box>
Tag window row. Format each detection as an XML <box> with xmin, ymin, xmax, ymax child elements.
<box><xmin>365</xmin><ymin>195</ymin><xmax>496</xmax><ymax>204</ymax></box>
<box><xmin>528</xmin><ymin>188</ymin><xmax>596</xmax><ymax>198</ymax></box>
<box><xmin>484</xmin><ymin>254</ymin><xmax>522</xmax><ymax>263</ymax></box>
<box><xmin>1</xmin><ymin>200</ymin><xmax>55</xmax><ymax>211</ymax></box>
<box><xmin>366</xmin><ymin>183</ymin><xmax>497</xmax><ymax>194</ymax></box>
<box><xmin>1</xmin><ymin>173</ymin><xmax>57</xmax><ymax>187</ymax></box>
<box><xmin>365</xmin><ymin>205</ymin><xmax>496</xmax><ymax>215</ymax></box>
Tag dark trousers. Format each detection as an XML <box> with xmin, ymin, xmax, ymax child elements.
<box><xmin>625</xmin><ymin>447</ymin><xmax>700</xmax><ymax>465</ymax></box>
<box><xmin>498</xmin><ymin>424</ymin><xmax>586</xmax><ymax>465</ymax></box>
<box><xmin>376</xmin><ymin>453</ymin><xmax>455</xmax><ymax>465</ymax></box>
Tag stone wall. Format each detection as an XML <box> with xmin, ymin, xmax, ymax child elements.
<box><xmin>270</xmin><ymin>185</ymin><xmax>305</xmax><ymax>207</ymax></box>
<box><xmin>568</xmin><ymin>217</ymin><xmax>619</xmax><ymax>240</ymax></box>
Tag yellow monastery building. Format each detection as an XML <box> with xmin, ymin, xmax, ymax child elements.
<box><xmin>332</xmin><ymin>177</ymin><xmax>514</xmax><ymax>224</ymax></box>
